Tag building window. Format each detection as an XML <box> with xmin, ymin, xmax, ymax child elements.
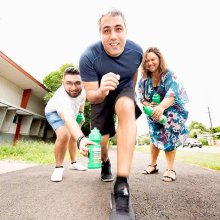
<box><xmin>13</xmin><ymin>115</ymin><xmax>19</xmax><ymax>124</ymax></box>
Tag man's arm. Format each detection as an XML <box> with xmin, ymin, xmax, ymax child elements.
<box><xmin>58</xmin><ymin>108</ymin><xmax>83</xmax><ymax>138</ymax></box>
<box><xmin>57</xmin><ymin>108</ymin><xmax>95</xmax><ymax>156</ymax></box>
<box><xmin>83</xmin><ymin>72</ymin><xmax>120</xmax><ymax>104</ymax></box>
<box><xmin>132</xmin><ymin>69</ymin><xmax>138</xmax><ymax>90</ymax></box>
<box><xmin>82</xmin><ymin>81</ymin><xmax>104</xmax><ymax>104</ymax></box>
<box><xmin>79</xmin><ymin>102</ymin><xmax>85</xmax><ymax>113</ymax></box>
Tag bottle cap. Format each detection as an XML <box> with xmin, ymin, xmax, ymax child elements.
<box><xmin>89</xmin><ymin>127</ymin><xmax>102</xmax><ymax>142</ymax></box>
<box><xmin>152</xmin><ymin>93</ymin><xmax>160</xmax><ymax>104</ymax></box>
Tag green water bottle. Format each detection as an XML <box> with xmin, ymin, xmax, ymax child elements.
<box><xmin>152</xmin><ymin>93</ymin><xmax>160</xmax><ymax>105</ymax></box>
<box><xmin>88</xmin><ymin>127</ymin><xmax>102</xmax><ymax>169</ymax></box>
<box><xmin>143</xmin><ymin>106</ymin><xmax>167</xmax><ymax>124</ymax></box>
<box><xmin>76</xmin><ymin>113</ymin><xmax>83</xmax><ymax>124</ymax></box>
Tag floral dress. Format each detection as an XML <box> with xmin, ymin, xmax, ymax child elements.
<box><xmin>138</xmin><ymin>69</ymin><xmax>189</xmax><ymax>151</ymax></box>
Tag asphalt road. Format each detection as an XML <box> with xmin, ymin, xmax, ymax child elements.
<box><xmin>0</xmin><ymin>147</ymin><xmax>220</xmax><ymax>220</ymax></box>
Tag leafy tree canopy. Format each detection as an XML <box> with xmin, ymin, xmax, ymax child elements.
<box><xmin>189</xmin><ymin>121</ymin><xmax>209</xmax><ymax>132</ymax></box>
<box><xmin>213</xmin><ymin>126</ymin><xmax>220</xmax><ymax>139</ymax></box>
<box><xmin>213</xmin><ymin>126</ymin><xmax>220</xmax><ymax>133</ymax></box>
<box><xmin>43</xmin><ymin>63</ymin><xmax>77</xmax><ymax>103</ymax></box>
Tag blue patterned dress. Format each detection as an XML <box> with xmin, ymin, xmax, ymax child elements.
<box><xmin>138</xmin><ymin>69</ymin><xmax>189</xmax><ymax>151</ymax></box>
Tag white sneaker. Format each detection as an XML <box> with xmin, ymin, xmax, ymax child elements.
<box><xmin>69</xmin><ymin>161</ymin><xmax>87</xmax><ymax>171</ymax></box>
<box><xmin>51</xmin><ymin>167</ymin><xmax>64</xmax><ymax>182</ymax></box>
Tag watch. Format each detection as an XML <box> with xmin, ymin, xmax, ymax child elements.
<box><xmin>79</xmin><ymin>111</ymin><xmax>84</xmax><ymax>114</ymax></box>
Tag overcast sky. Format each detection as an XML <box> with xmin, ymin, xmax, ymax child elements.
<box><xmin>0</xmin><ymin>0</ymin><xmax>219</xmax><ymax>135</ymax></box>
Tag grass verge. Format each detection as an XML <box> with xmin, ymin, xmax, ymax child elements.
<box><xmin>135</xmin><ymin>147</ymin><xmax>220</xmax><ymax>171</ymax></box>
<box><xmin>0</xmin><ymin>140</ymin><xmax>82</xmax><ymax>165</ymax></box>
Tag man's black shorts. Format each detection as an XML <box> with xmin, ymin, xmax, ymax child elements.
<box><xmin>90</xmin><ymin>87</ymin><xmax>142</xmax><ymax>138</ymax></box>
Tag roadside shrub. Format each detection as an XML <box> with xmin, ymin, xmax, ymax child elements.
<box><xmin>199</xmin><ymin>138</ymin><xmax>209</xmax><ymax>146</ymax></box>
<box><xmin>138</xmin><ymin>137</ymin><xmax>150</xmax><ymax>146</ymax></box>
<box><xmin>215</xmin><ymin>135</ymin><xmax>220</xmax><ymax>140</ymax></box>
<box><xmin>109</xmin><ymin>135</ymin><xmax>117</xmax><ymax>145</ymax></box>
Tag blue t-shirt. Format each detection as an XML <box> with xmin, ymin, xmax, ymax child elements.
<box><xmin>79</xmin><ymin>39</ymin><xmax>143</xmax><ymax>90</ymax></box>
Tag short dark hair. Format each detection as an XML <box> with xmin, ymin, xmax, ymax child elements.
<box><xmin>63</xmin><ymin>67</ymin><xmax>79</xmax><ymax>79</ymax></box>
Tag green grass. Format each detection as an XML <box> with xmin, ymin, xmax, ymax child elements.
<box><xmin>1</xmin><ymin>141</ymin><xmax>220</xmax><ymax>170</ymax></box>
<box><xmin>135</xmin><ymin>147</ymin><xmax>220</xmax><ymax>171</ymax></box>
<box><xmin>0</xmin><ymin>140</ymin><xmax>81</xmax><ymax>164</ymax></box>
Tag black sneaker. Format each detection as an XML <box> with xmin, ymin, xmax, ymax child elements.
<box><xmin>109</xmin><ymin>184</ymin><xmax>135</xmax><ymax>220</ymax></box>
<box><xmin>101</xmin><ymin>159</ymin><xmax>114</xmax><ymax>182</ymax></box>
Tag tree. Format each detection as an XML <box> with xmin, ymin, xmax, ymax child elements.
<box><xmin>138</xmin><ymin>133</ymin><xmax>150</xmax><ymax>145</ymax></box>
<box><xmin>43</xmin><ymin>63</ymin><xmax>77</xmax><ymax>103</ymax></box>
<box><xmin>42</xmin><ymin>63</ymin><xmax>91</xmax><ymax>136</ymax></box>
<box><xmin>109</xmin><ymin>135</ymin><xmax>117</xmax><ymax>145</ymax></box>
<box><xmin>82</xmin><ymin>100</ymin><xmax>91</xmax><ymax>136</ymax></box>
<box><xmin>213</xmin><ymin>126</ymin><xmax>220</xmax><ymax>139</ymax></box>
<box><xmin>213</xmin><ymin>126</ymin><xmax>220</xmax><ymax>133</ymax></box>
<box><xmin>189</xmin><ymin>121</ymin><xmax>208</xmax><ymax>132</ymax></box>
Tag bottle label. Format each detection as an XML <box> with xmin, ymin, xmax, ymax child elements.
<box><xmin>159</xmin><ymin>116</ymin><xmax>167</xmax><ymax>124</ymax></box>
<box><xmin>92</xmin><ymin>148</ymin><xmax>101</xmax><ymax>164</ymax></box>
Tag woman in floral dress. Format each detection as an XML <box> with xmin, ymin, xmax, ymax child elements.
<box><xmin>138</xmin><ymin>47</ymin><xmax>189</xmax><ymax>181</ymax></box>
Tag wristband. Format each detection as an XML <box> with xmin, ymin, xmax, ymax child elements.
<box><xmin>77</xmin><ymin>135</ymin><xmax>85</xmax><ymax>149</ymax></box>
<box><xmin>79</xmin><ymin>111</ymin><xmax>84</xmax><ymax>114</ymax></box>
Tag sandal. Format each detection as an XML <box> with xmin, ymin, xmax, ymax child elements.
<box><xmin>162</xmin><ymin>169</ymin><xmax>176</xmax><ymax>182</ymax></box>
<box><xmin>141</xmin><ymin>164</ymin><xmax>159</xmax><ymax>175</ymax></box>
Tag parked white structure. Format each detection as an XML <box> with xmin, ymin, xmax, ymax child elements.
<box><xmin>0</xmin><ymin>51</ymin><xmax>54</xmax><ymax>144</ymax></box>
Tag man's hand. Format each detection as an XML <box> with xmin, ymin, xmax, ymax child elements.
<box><xmin>99</xmin><ymin>72</ymin><xmax>120</xmax><ymax>97</ymax></box>
<box><xmin>79</xmin><ymin>137</ymin><xmax>97</xmax><ymax>157</ymax></box>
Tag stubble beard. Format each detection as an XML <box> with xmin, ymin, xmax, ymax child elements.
<box><xmin>66</xmin><ymin>87</ymin><xmax>82</xmax><ymax>98</ymax></box>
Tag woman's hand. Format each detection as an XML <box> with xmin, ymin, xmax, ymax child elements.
<box><xmin>151</xmin><ymin>105</ymin><xmax>165</xmax><ymax>120</ymax></box>
<box><xmin>150</xmin><ymin>102</ymin><xmax>159</xmax><ymax>108</ymax></box>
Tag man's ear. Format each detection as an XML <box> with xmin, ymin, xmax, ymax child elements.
<box><xmin>62</xmin><ymin>80</ymin><xmax>65</xmax><ymax>86</ymax></box>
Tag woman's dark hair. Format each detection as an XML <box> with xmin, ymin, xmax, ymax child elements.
<box><xmin>141</xmin><ymin>47</ymin><xmax>168</xmax><ymax>79</ymax></box>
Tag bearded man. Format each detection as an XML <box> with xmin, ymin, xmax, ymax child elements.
<box><xmin>45</xmin><ymin>67</ymin><xmax>94</xmax><ymax>182</ymax></box>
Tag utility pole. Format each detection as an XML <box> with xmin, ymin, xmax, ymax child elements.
<box><xmin>203</xmin><ymin>105</ymin><xmax>216</xmax><ymax>146</ymax></box>
<box><xmin>207</xmin><ymin>106</ymin><xmax>216</xmax><ymax>146</ymax></box>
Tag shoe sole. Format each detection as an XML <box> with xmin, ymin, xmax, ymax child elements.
<box><xmin>101</xmin><ymin>177</ymin><xmax>114</xmax><ymax>182</ymax></box>
<box><xmin>110</xmin><ymin>199</ymin><xmax>113</xmax><ymax>209</ymax></box>
<box><xmin>51</xmin><ymin>179</ymin><xmax>62</xmax><ymax>182</ymax></box>
<box><xmin>69</xmin><ymin>168</ymin><xmax>87</xmax><ymax>171</ymax></box>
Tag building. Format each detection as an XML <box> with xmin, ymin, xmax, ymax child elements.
<box><xmin>0</xmin><ymin>51</ymin><xmax>54</xmax><ymax>144</ymax></box>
